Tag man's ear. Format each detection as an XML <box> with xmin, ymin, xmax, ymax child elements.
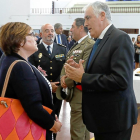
<box><xmin>40</xmin><ymin>32</ymin><xmax>42</xmax><ymax>38</ymax></box>
<box><xmin>100</xmin><ymin>11</ymin><xmax>106</xmax><ymax>21</ymax></box>
<box><xmin>80</xmin><ymin>25</ymin><xmax>84</xmax><ymax>31</ymax></box>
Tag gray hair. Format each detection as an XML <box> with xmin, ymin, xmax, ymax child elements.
<box><xmin>75</xmin><ymin>18</ymin><xmax>88</xmax><ymax>33</ymax></box>
<box><xmin>85</xmin><ymin>1</ymin><xmax>111</xmax><ymax>22</ymax></box>
<box><xmin>54</xmin><ymin>23</ymin><xmax>62</xmax><ymax>29</ymax></box>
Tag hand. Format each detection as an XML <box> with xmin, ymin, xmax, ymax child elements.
<box><xmin>64</xmin><ymin>59</ymin><xmax>85</xmax><ymax>83</ymax></box>
<box><xmin>49</xmin><ymin>120</ymin><xmax>62</xmax><ymax>133</ymax></box>
<box><xmin>60</xmin><ymin>75</ymin><xmax>67</xmax><ymax>88</ymax></box>
<box><xmin>55</xmin><ymin>115</ymin><xmax>61</xmax><ymax>131</ymax></box>
<box><xmin>51</xmin><ymin>82</ymin><xmax>59</xmax><ymax>93</ymax></box>
<box><xmin>67</xmin><ymin>56</ymin><xmax>84</xmax><ymax>68</ymax></box>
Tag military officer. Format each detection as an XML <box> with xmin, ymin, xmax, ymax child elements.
<box><xmin>29</xmin><ymin>24</ymin><xmax>67</xmax><ymax>119</ymax></box>
<box><xmin>56</xmin><ymin>18</ymin><xmax>95</xmax><ymax>140</ymax></box>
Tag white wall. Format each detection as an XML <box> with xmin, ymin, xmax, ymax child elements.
<box><xmin>0</xmin><ymin>0</ymin><xmax>30</xmax><ymax>26</ymax></box>
<box><xmin>30</xmin><ymin>0</ymin><xmax>52</xmax><ymax>8</ymax></box>
<box><xmin>0</xmin><ymin>0</ymin><xmax>139</xmax><ymax>39</ymax></box>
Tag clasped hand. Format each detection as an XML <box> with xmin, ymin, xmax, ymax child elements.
<box><xmin>64</xmin><ymin>56</ymin><xmax>85</xmax><ymax>83</ymax></box>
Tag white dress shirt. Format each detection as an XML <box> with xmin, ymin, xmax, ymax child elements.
<box><xmin>98</xmin><ymin>23</ymin><xmax>112</xmax><ymax>39</ymax></box>
<box><xmin>42</xmin><ymin>42</ymin><xmax>53</xmax><ymax>53</ymax></box>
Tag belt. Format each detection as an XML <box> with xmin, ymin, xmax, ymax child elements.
<box><xmin>76</xmin><ymin>85</ymin><xmax>82</xmax><ymax>91</ymax></box>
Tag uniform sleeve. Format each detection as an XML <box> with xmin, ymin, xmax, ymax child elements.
<box><xmin>10</xmin><ymin>62</ymin><xmax>54</xmax><ymax>130</ymax></box>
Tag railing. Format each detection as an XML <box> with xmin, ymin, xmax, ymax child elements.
<box><xmin>31</xmin><ymin>7</ymin><xmax>140</xmax><ymax>14</ymax></box>
<box><xmin>111</xmin><ymin>7</ymin><xmax>140</xmax><ymax>13</ymax></box>
<box><xmin>31</xmin><ymin>8</ymin><xmax>84</xmax><ymax>14</ymax></box>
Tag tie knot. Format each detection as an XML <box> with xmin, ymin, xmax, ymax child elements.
<box><xmin>47</xmin><ymin>45</ymin><xmax>50</xmax><ymax>49</ymax></box>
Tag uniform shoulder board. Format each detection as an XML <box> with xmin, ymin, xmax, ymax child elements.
<box><xmin>87</xmin><ymin>38</ymin><xmax>95</xmax><ymax>44</ymax></box>
<box><xmin>57</xmin><ymin>43</ymin><xmax>66</xmax><ymax>48</ymax></box>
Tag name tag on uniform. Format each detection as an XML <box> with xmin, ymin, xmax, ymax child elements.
<box><xmin>73</xmin><ymin>50</ymin><xmax>82</xmax><ymax>54</ymax></box>
<box><xmin>55</xmin><ymin>54</ymin><xmax>64</xmax><ymax>58</ymax></box>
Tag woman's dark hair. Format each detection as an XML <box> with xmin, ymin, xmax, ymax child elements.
<box><xmin>0</xmin><ymin>22</ymin><xmax>31</xmax><ymax>55</ymax></box>
<box><xmin>137</xmin><ymin>34</ymin><xmax>140</xmax><ymax>43</ymax></box>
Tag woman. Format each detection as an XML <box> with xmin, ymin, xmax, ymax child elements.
<box><xmin>0</xmin><ymin>22</ymin><xmax>62</xmax><ymax>140</ymax></box>
<box><xmin>134</xmin><ymin>35</ymin><xmax>140</xmax><ymax>69</ymax></box>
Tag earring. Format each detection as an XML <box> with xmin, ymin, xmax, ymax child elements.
<box><xmin>20</xmin><ymin>43</ymin><xmax>23</xmax><ymax>46</ymax></box>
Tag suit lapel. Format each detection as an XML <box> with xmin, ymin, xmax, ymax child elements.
<box><xmin>39</xmin><ymin>43</ymin><xmax>50</xmax><ymax>58</ymax></box>
<box><xmin>86</xmin><ymin>25</ymin><xmax>115</xmax><ymax>72</ymax></box>
<box><xmin>31</xmin><ymin>65</ymin><xmax>53</xmax><ymax>106</ymax></box>
<box><xmin>60</xmin><ymin>34</ymin><xmax>64</xmax><ymax>44</ymax></box>
<box><xmin>51</xmin><ymin>43</ymin><xmax>58</xmax><ymax>59</ymax></box>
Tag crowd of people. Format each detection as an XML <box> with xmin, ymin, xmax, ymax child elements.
<box><xmin>0</xmin><ymin>1</ymin><xmax>138</xmax><ymax>140</ymax></box>
<box><xmin>133</xmin><ymin>35</ymin><xmax>140</xmax><ymax>69</ymax></box>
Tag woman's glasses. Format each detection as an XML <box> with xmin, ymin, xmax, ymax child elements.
<box><xmin>27</xmin><ymin>32</ymin><xmax>35</xmax><ymax>37</ymax></box>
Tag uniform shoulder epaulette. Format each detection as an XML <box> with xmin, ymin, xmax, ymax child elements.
<box><xmin>87</xmin><ymin>38</ymin><xmax>95</xmax><ymax>44</ymax></box>
<box><xmin>57</xmin><ymin>43</ymin><xmax>66</xmax><ymax>48</ymax></box>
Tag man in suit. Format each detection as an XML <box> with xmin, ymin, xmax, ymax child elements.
<box><xmin>56</xmin><ymin>18</ymin><xmax>94</xmax><ymax>140</ymax></box>
<box><xmin>54</xmin><ymin>23</ymin><xmax>68</xmax><ymax>49</ymax></box>
<box><xmin>67</xmin><ymin>36</ymin><xmax>75</xmax><ymax>51</ymax></box>
<box><xmin>64</xmin><ymin>1</ymin><xmax>138</xmax><ymax>140</ymax></box>
<box><xmin>29</xmin><ymin>24</ymin><xmax>67</xmax><ymax>119</ymax></box>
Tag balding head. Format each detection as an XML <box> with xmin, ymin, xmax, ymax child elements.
<box><xmin>40</xmin><ymin>24</ymin><xmax>55</xmax><ymax>45</ymax></box>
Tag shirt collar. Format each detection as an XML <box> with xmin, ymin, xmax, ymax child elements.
<box><xmin>98</xmin><ymin>23</ymin><xmax>112</xmax><ymax>39</ymax></box>
<box><xmin>78</xmin><ymin>35</ymin><xmax>88</xmax><ymax>44</ymax></box>
<box><xmin>42</xmin><ymin>42</ymin><xmax>53</xmax><ymax>50</ymax></box>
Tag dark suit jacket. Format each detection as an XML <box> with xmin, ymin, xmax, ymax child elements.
<box><xmin>29</xmin><ymin>42</ymin><xmax>67</xmax><ymax>82</ymax></box>
<box><xmin>0</xmin><ymin>48</ymin><xmax>3</xmax><ymax>58</ymax></box>
<box><xmin>81</xmin><ymin>25</ymin><xmax>138</xmax><ymax>133</ymax></box>
<box><xmin>0</xmin><ymin>53</ymin><xmax>55</xmax><ymax>139</ymax></box>
<box><xmin>54</xmin><ymin>34</ymin><xmax>68</xmax><ymax>48</ymax></box>
<box><xmin>67</xmin><ymin>40</ymin><xmax>75</xmax><ymax>51</ymax></box>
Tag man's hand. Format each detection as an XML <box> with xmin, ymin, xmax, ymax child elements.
<box><xmin>64</xmin><ymin>59</ymin><xmax>85</xmax><ymax>83</ymax></box>
<box><xmin>67</xmin><ymin>56</ymin><xmax>84</xmax><ymax>68</ymax></box>
<box><xmin>51</xmin><ymin>82</ymin><xmax>59</xmax><ymax>93</ymax></box>
<box><xmin>60</xmin><ymin>75</ymin><xmax>67</xmax><ymax>88</ymax></box>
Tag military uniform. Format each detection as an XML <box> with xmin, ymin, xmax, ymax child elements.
<box><xmin>29</xmin><ymin>42</ymin><xmax>67</xmax><ymax>117</ymax></box>
<box><xmin>57</xmin><ymin>36</ymin><xmax>95</xmax><ymax>140</ymax></box>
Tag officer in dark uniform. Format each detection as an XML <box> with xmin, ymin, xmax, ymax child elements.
<box><xmin>29</xmin><ymin>24</ymin><xmax>67</xmax><ymax>118</ymax></box>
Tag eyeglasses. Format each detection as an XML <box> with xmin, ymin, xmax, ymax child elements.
<box><xmin>44</xmin><ymin>29</ymin><xmax>54</xmax><ymax>33</ymax></box>
<box><xmin>27</xmin><ymin>32</ymin><xmax>35</xmax><ymax>37</ymax></box>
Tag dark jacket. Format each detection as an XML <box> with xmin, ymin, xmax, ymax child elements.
<box><xmin>29</xmin><ymin>42</ymin><xmax>67</xmax><ymax>82</ymax></box>
<box><xmin>54</xmin><ymin>34</ymin><xmax>68</xmax><ymax>48</ymax></box>
<box><xmin>67</xmin><ymin>40</ymin><xmax>75</xmax><ymax>51</ymax></box>
<box><xmin>0</xmin><ymin>48</ymin><xmax>3</xmax><ymax>58</ymax></box>
<box><xmin>0</xmin><ymin>53</ymin><xmax>55</xmax><ymax>140</ymax></box>
<box><xmin>81</xmin><ymin>25</ymin><xmax>138</xmax><ymax>133</ymax></box>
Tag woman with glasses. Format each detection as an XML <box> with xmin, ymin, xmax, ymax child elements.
<box><xmin>0</xmin><ymin>22</ymin><xmax>62</xmax><ymax>140</ymax></box>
